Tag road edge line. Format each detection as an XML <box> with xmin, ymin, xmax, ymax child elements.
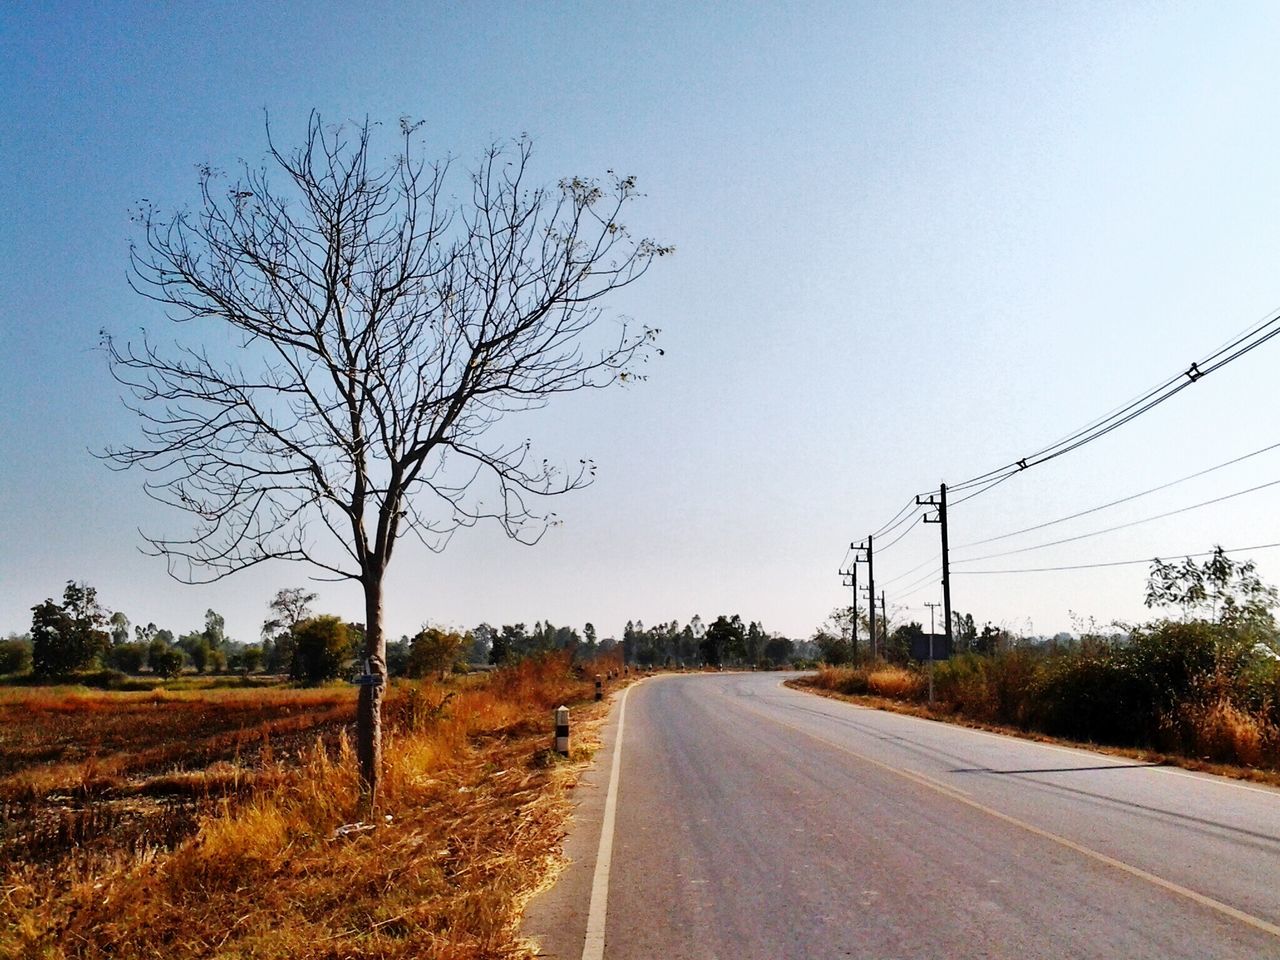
<box><xmin>754</xmin><ymin>698</ymin><xmax>1280</xmax><ymax>942</ymax></box>
<box><xmin>581</xmin><ymin>683</ymin><xmax>631</xmax><ymax>960</ymax></box>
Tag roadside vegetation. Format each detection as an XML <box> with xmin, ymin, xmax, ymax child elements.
<box><xmin>802</xmin><ymin>548</ymin><xmax>1280</xmax><ymax>774</ymax></box>
<box><xmin>1</xmin><ymin>652</ymin><xmax>624</xmax><ymax>959</ymax></box>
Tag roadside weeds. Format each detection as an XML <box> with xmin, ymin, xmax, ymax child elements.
<box><xmin>787</xmin><ymin>676</ymin><xmax>1280</xmax><ymax>790</ymax></box>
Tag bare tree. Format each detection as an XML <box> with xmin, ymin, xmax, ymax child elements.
<box><xmin>102</xmin><ymin>113</ymin><xmax>670</xmax><ymax>808</ymax></box>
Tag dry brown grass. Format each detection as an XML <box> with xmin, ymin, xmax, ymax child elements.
<box><xmin>1173</xmin><ymin>698</ymin><xmax>1272</xmax><ymax>767</ymax></box>
<box><xmin>866</xmin><ymin>666</ymin><xmax>924</xmax><ymax>700</ymax></box>
<box><xmin>790</xmin><ymin>676</ymin><xmax>1280</xmax><ymax>788</ymax></box>
<box><xmin>0</xmin><ymin>654</ymin><xmax>625</xmax><ymax>960</ymax></box>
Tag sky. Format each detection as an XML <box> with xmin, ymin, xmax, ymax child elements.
<box><xmin>4</xmin><ymin>0</ymin><xmax>1280</xmax><ymax>646</ymax></box>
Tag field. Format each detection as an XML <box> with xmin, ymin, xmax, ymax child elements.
<box><xmin>0</xmin><ymin>656</ymin><xmax>621</xmax><ymax>959</ymax></box>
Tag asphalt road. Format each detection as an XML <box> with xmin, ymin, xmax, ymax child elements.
<box><xmin>524</xmin><ymin>672</ymin><xmax>1280</xmax><ymax>960</ymax></box>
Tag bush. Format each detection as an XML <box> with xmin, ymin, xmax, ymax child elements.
<box><xmin>106</xmin><ymin>642</ymin><xmax>149</xmax><ymax>674</ymax></box>
<box><xmin>290</xmin><ymin>616</ymin><xmax>350</xmax><ymax>684</ymax></box>
<box><xmin>149</xmin><ymin>645</ymin><xmax>186</xmax><ymax>679</ymax></box>
<box><xmin>0</xmin><ymin>637</ymin><xmax>32</xmax><ymax>675</ymax></box>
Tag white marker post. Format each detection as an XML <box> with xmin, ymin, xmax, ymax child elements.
<box><xmin>555</xmin><ymin>705</ymin><xmax>570</xmax><ymax>756</ymax></box>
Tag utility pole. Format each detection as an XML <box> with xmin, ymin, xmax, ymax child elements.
<box><xmin>917</xmin><ymin>483</ymin><xmax>953</xmax><ymax>653</ymax></box>
<box><xmin>866</xmin><ymin>536</ymin><xmax>875</xmax><ymax>660</ymax></box>
<box><xmin>838</xmin><ymin>563</ymin><xmax>858</xmax><ymax>659</ymax></box>
<box><xmin>852</xmin><ymin>538</ymin><xmax>874</xmax><ymax>661</ymax></box>
<box><xmin>924</xmin><ymin>601</ymin><xmax>940</xmax><ymax>706</ymax></box>
<box><xmin>880</xmin><ymin>590</ymin><xmax>887</xmax><ymax>654</ymax></box>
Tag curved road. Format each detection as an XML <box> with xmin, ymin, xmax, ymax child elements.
<box><xmin>524</xmin><ymin>672</ymin><xmax>1280</xmax><ymax>959</ymax></box>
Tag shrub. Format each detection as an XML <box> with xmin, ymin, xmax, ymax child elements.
<box><xmin>0</xmin><ymin>637</ymin><xmax>32</xmax><ymax>675</ymax></box>
<box><xmin>290</xmin><ymin>616</ymin><xmax>350</xmax><ymax>684</ymax></box>
<box><xmin>106</xmin><ymin>642</ymin><xmax>148</xmax><ymax>674</ymax></box>
<box><xmin>149</xmin><ymin>645</ymin><xmax>186</xmax><ymax>679</ymax></box>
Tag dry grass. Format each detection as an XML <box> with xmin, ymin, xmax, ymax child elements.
<box><xmin>866</xmin><ymin>666</ymin><xmax>924</xmax><ymax>700</ymax></box>
<box><xmin>790</xmin><ymin>676</ymin><xmax>1280</xmax><ymax>788</ymax></box>
<box><xmin>1172</xmin><ymin>698</ymin><xmax>1271</xmax><ymax>766</ymax></box>
<box><xmin>0</xmin><ymin>654</ymin><xmax>625</xmax><ymax>960</ymax></box>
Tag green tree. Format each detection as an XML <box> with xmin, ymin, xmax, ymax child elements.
<box><xmin>30</xmin><ymin>581</ymin><xmax>111</xmax><ymax>679</ymax></box>
<box><xmin>109</xmin><ymin>611</ymin><xmax>131</xmax><ymax>646</ymax></box>
<box><xmin>763</xmin><ymin>635</ymin><xmax>794</xmax><ymax>666</ymax></box>
<box><xmin>701</xmin><ymin>615</ymin><xmax>744</xmax><ymax>667</ymax></box>
<box><xmin>107</xmin><ymin>642</ymin><xmax>148</xmax><ymax>673</ymax></box>
<box><xmin>0</xmin><ymin>634</ymin><xmax>33</xmax><ymax>675</ymax></box>
<box><xmin>406</xmin><ymin>626</ymin><xmax>467</xmax><ymax>679</ymax></box>
<box><xmin>888</xmin><ymin>621</ymin><xmax>925</xmax><ymax>663</ymax></box>
<box><xmin>262</xmin><ymin>588</ymin><xmax>317</xmax><ymax>673</ymax></box>
<box><xmin>149</xmin><ymin>641</ymin><xmax>185</xmax><ymax>678</ymax></box>
<box><xmin>813</xmin><ymin>628</ymin><xmax>852</xmax><ymax>665</ymax></box>
<box><xmin>1146</xmin><ymin>546</ymin><xmax>1278</xmax><ymax>628</ymax></box>
<box><xmin>178</xmin><ymin>632</ymin><xmax>211</xmax><ymax>673</ymax></box>
<box><xmin>291</xmin><ymin>616</ymin><xmax>350</xmax><ymax>683</ymax></box>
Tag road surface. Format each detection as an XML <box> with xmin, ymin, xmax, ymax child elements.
<box><xmin>524</xmin><ymin>672</ymin><xmax>1280</xmax><ymax>959</ymax></box>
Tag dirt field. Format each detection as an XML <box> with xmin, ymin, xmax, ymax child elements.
<box><xmin>0</xmin><ymin>681</ymin><xmax>356</xmax><ymax>869</ymax></box>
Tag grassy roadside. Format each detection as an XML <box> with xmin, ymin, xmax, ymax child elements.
<box><xmin>1</xmin><ymin>655</ymin><xmax>632</xmax><ymax>960</ymax></box>
<box><xmin>787</xmin><ymin>673</ymin><xmax>1280</xmax><ymax>790</ymax></box>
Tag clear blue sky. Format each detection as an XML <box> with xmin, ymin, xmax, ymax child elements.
<box><xmin>4</xmin><ymin>0</ymin><xmax>1280</xmax><ymax>645</ymax></box>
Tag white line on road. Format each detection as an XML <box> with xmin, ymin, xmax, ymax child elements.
<box><xmin>792</xmin><ymin>679</ymin><xmax>1280</xmax><ymax>797</ymax></box>
<box><xmin>750</xmin><ymin>696</ymin><xmax>1280</xmax><ymax>941</ymax></box>
<box><xmin>581</xmin><ymin>683</ymin><xmax>631</xmax><ymax>960</ymax></box>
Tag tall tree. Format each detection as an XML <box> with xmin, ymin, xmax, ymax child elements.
<box><xmin>30</xmin><ymin>581</ymin><xmax>111</xmax><ymax>679</ymax></box>
<box><xmin>103</xmin><ymin>115</ymin><xmax>668</xmax><ymax>807</ymax></box>
<box><xmin>262</xmin><ymin>587</ymin><xmax>318</xmax><ymax>672</ymax></box>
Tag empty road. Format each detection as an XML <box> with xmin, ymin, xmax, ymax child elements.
<box><xmin>525</xmin><ymin>672</ymin><xmax>1280</xmax><ymax>959</ymax></box>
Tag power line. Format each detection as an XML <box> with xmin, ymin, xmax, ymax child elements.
<box><xmin>876</xmin><ymin>510</ymin><xmax>926</xmax><ymax>553</ymax></box>
<box><xmin>935</xmin><ymin>307</ymin><xmax>1280</xmax><ymax>503</ymax></box>
<box><xmin>952</xmin><ymin>477</ymin><xmax>1280</xmax><ymax>565</ymax></box>
<box><xmin>953</xmin><ymin>439</ymin><xmax>1280</xmax><ymax>550</ymax></box>
<box><xmin>952</xmin><ymin>540</ymin><xmax>1280</xmax><ymax>575</ymax></box>
<box><xmin>880</xmin><ymin>554</ymin><xmax>937</xmax><ymax>588</ymax></box>
<box><xmin>870</xmin><ymin>498</ymin><xmax>921</xmax><ymax>540</ymax></box>
<box><xmin>895</xmin><ymin>564</ymin><xmax>943</xmax><ymax>595</ymax></box>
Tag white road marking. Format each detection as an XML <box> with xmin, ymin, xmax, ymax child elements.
<box><xmin>750</xmin><ymin>694</ymin><xmax>1280</xmax><ymax>941</ymax></box>
<box><xmin>581</xmin><ymin>683</ymin><xmax>632</xmax><ymax>960</ymax></box>
<box><xmin>791</xmin><ymin>678</ymin><xmax>1280</xmax><ymax>796</ymax></box>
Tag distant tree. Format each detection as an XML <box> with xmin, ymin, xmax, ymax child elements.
<box><xmin>202</xmin><ymin>609</ymin><xmax>229</xmax><ymax>649</ymax></box>
<box><xmin>178</xmin><ymin>632</ymin><xmax>212</xmax><ymax>673</ymax></box>
<box><xmin>149</xmin><ymin>641</ymin><xmax>185</xmax><ymax>678</ymax></box>
<box><xmin>102</xmin><ymin>114</ymin><xmax>670</xmax><ymax>807</ymax></box>
<box><xmin>30</xmin><ymin>581</ymin><xmax>111</xmax><ymax>679</ymax></box>
<box><xmin>492</xmin><ymin>624</ymin><xmax>527</xmax><ymax>665</ymax></box>
<box><xmin>262</xmin><ymin>588</ymin><xmax>318</xmax><ymax>673</ymax></box>
<box><xmin>470</xmin><ymin>624</ymin><xmax>495</xmax><ymax>665</ymax></box>
<box><xmin>702</xmin><ymin>615</ymin><xmax>744</xmax><ymax>667</ymax></box>
<box><xmin>107</xmin><ymin>642</ymin><xmax>149</xmax><ymax>673</ymax></box>
<box><xmin>745</xmin><ymin>620</ymin><xmax>767</xmax><ymax>665</ymax></box>
<box><xmin>974</xmin><ymin>622</ymin><xmax>1002</xmax><ymax>656</ymax></box>
<box><xmin>290</xmin><ymin>616</ymin><xmax>350</xmax><ymax>683</ymax></box>
<box><xmin>888</xmin><ymin>621</ymin><xmax>925</xmax><ymax>663</ymax></box>
<box><xmin>0</xmin><ymin>634</ymin><xmax>33</xmax><ymax>675</ymax></box>
<box><xmin>406</xmin><ymin>626</ymin><xmax>467</xmax><ymax>679</ymax></box>
<box><xmin>952</xmin><ymin>612</ymin><xmax>977</xmax><ymax>653</ymax></box>
<box><xmin>813</xmin><ymin>629</ymin><xmax>851</xmax><ymax>665</ymax></box>
<box><xmin>231</xmin><ymin>644</ymin><xmax>264</xmax><ymax>674</ymax></box>
<box><xmin>385</xmin><ymin>637</ymin><xmax>412</xmax><ymax>677</ymax></box>
<box><xmin>109</xmin><ymin>611</ymin><xmax>131</xmax><ymax>646</ymax></box>
<box><xmin>763</xmin><ymin>635</ymin><xmax>793</xmax><ymax>667</ymax></box>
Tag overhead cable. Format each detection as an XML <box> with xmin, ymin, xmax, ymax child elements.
<box><xmin>934</xmin><ymin>307</ymin><xmax>1280</xmax><ymax>503</ymax></box>
<box><xmin>952</xmin><ymin>477</ymin><xmax>1280</xmax><ymax>565</ymax></box>
<box><xmin>952</xmin><ymin>540</ymin><xmax>1280</xmax><ymax>575</ymax></box>
<box><xmin>954</xmin><ymin>439</ymin><xmax>1280</xmax><ymax>550</ymax></box>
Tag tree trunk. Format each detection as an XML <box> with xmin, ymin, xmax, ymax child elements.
<box><xmin>357</xmin><ymin>572</ymin><xmax>387</xmax><ymax>813</ymax></box>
